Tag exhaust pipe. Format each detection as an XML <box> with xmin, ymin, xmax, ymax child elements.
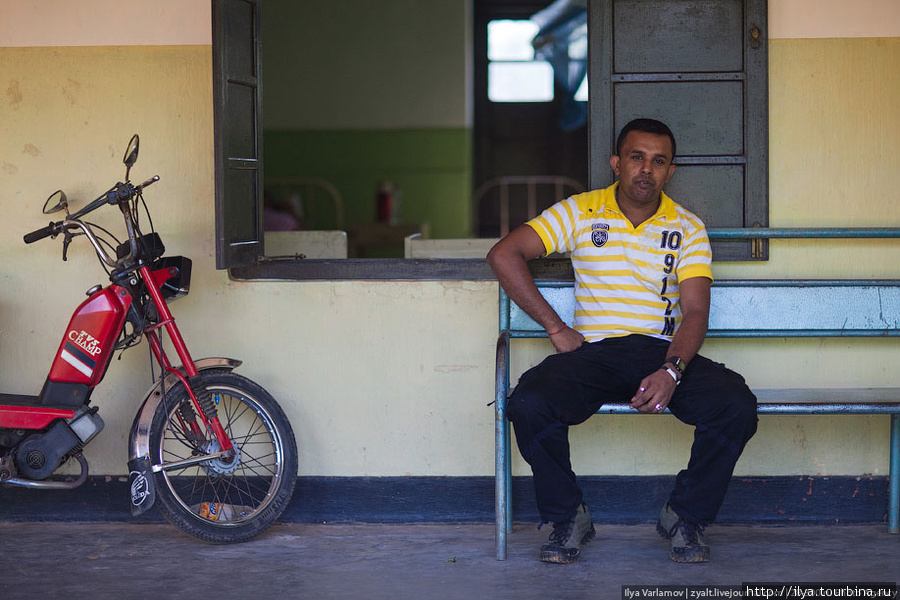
<box><xmin>4</xmin><ymin>453</ymin><xmax>89</xmax><ymax>490</ymax></box>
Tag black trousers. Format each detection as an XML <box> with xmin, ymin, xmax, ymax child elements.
<box><xmin>506</xmin><ymin>334</ymin><xmax>758</xmax><ymax>525</ymax></box>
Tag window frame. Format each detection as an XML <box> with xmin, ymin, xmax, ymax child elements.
<box><xmin>213</xmin><ymin>0</ymin><xmax>265</xmax><ymax>270</ymax></box>
<box><xmin>215</xmin><ymin>0</ymin><xmax>497</xmax><ymax>280</ymax></box>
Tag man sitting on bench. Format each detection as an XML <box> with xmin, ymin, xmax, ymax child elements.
<box><xmin>486</xmin><ymin>118</ymin><xmax>758</xmax><ymax>564</ymax></box>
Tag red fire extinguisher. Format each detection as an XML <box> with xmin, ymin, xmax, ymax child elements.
<box><xmin>376</xmin><ymin>181</ymin><xmax>394</xmax><ymax>224</ymax></box>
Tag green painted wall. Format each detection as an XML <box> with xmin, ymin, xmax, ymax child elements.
<box><xmin>264</xmin><ymin>128</ymin><xmax>473</xmax><ymax>244</ymax></box>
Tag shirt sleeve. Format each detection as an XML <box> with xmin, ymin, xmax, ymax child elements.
<box><xmin>677</xmin><ymin>216</ymin><xmax>714</xmax><ymax>283</ymax></box>
<box><xmin>524</xmin><ymin>197</ymin><xmax>579</xmax><ymax>256</ymax></box>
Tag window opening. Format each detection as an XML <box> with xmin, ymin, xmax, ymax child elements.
<box><xmin>486</xmin><ymin>9</ymin><xmax>588</xmax><ymax>112</ymax></box>
<box><xmin>487</xmin><ymin>20</ymin><xmax>553</xmax><ymax>102</ymax></box>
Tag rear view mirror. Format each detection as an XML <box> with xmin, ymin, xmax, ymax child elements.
<box><xmin>123</xmin><ymin>134</ymin><xmax>140</xmax><ymax>181</ymax></box>
<box><xmin>43</xmin><ymin>190</ymin><xmax>69</xmax><ymax>215</ymax></box>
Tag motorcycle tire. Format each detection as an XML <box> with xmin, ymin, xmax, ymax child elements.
<box><xmin>148</xmin><ymin>370</ymin><xmax>298</xmax><ymax>543</ymax></box>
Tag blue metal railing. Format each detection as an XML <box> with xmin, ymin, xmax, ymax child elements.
<box><xmin>708</xmin><ymin>228</ymin><xmax>900</xmax><ymax>239</ymax></box>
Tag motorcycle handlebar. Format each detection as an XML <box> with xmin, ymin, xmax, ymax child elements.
<box><xmin>66</xmin><ymin>175</ymin><xmax>160</xmax><ymax>221</ymax></box>
<box><xmin>69</xmin><ymin>193</ymin><xmax>111</xmax><ymax>221</ymax></box>
<box><xmin>24</xmin><ymin>175</ymin><xmax>160</xmax><ymax>266</ymax></box>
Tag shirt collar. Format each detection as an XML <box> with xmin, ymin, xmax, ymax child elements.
<box><xmin>601</xmin><ymin>182</ymin><xmax>678</xmax><ymax>222</ymax></box>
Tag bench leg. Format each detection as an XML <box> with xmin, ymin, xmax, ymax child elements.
<box><xmin>505</xmin><ymin>423</ymin><xmax>513</xmax><ymax>532</ymax></box>
<box><xmin>495</xmin><ymin>402</ymin><xmax>509</xmax><ymax>560</ymax></box>
<box><xmin>495</xmin><ymin>402</ymin><xmax>514</xmax><ymax>559</ymax></box>
<box><xmin>495</xmin><ymin>332</ymin><xmax>513</xmax><ymax>560</ymax></box>
<box><xmin>890</xmin><ymin>414</ymin><xmax>899</xmax><ymax>534</ymax></box>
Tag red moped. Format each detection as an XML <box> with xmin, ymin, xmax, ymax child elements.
<box><xmin>2</xmin><ymin>135</ymin><xmax>297</xmax><ymax>543</ymax></box>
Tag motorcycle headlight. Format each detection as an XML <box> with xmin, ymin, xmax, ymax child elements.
<box><xmin>153</xmin><ymin>256</ymin><xmax>192</xmax><ymax>301</ymax></box>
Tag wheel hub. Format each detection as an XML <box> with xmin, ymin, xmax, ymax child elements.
<box><xmin>200</xmin><ymin>440</ymin><xmax>242</xmax><ymax>476</ymax></box>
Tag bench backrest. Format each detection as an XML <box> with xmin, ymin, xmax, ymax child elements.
<box><xmin>500</xmin><ymin>280</ymin><xmax>900</xmax><ymax>338</ymax></box>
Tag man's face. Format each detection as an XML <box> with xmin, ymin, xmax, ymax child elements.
<box><xmin>609</xmin><ymin>130</ymin><xmax>676</xmax><ymax>207</ymax></box>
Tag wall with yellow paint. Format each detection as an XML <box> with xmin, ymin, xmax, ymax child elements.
<box><xmin>1</xmin><ymin>1</ymin><xmax>899</xmax><ymax>481</ymax></box>
<box><xmin>714</xmin><ymin>37</ymin><xmax>900</xmax><ymax>280</ymax></box>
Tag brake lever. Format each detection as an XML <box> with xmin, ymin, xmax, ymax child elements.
<box><xmin>62</xmin><ymin>229</ymin><xmax>73</xmax><ymax>261</ymax></box>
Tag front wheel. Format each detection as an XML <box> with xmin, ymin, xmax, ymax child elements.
<box><xmin>149</xmin><ymin>370</ymin><xmax>298</xmax><ymax>543</ymax></box>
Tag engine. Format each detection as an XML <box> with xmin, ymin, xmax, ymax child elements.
<box><xmin>13</xmin><ymin>406</ymin><xmax>104</xmax><ymax>481</ymax></box>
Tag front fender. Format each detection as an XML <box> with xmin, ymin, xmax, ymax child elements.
<box><xmin>127</xmin><ymin>357</ymin><xmax>240</xmax><ymax>516</ymax></box>
<box><xmin>128</xmin><ymin>357</ymin><xmax>242</xmax><ymax>463</ymax></box>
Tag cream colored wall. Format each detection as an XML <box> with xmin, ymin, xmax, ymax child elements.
<box><xmin>0</xmin><ymin>45</ymin><xmax>498</xmax><ymax>477</ymax></box>
<box><xmin>0</xmin><ymin>0</ymin><xmax>211</xmax><ymax>46</ymax></box>
<box><xmin>1</xmin><ymin>2</ymin><xmax>899</xmax><ymax>480</ymax></box>
<box><xmin>768</xmin><ymin>0</ymin><xmax>900</xmax><ymax>39</ymax></box>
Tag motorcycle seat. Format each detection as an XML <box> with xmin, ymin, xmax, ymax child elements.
<box><xmin>0</xmin><ymin>393</ymin><xmax>76</xmax><ymax>411</ymax></box>
<box><xmin>0</xmin><ymin>393</ymin><xmax>41</xmax><ymax>406</ymax></box>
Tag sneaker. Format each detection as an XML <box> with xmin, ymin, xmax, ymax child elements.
<box><xmin>656</xmin><ymin>503</ymin><xmax>710</xmax><ymax>563</ymax></box>
<box><xmin>539</xmin><ymin>503</ymin><xmax>596</xmax><ymax>564</ymax></box>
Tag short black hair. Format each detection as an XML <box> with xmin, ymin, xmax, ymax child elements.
<box><xmin>616</xmin><ymin>118</ymin><xmax>677</xmax><ymax>159</ymax></box>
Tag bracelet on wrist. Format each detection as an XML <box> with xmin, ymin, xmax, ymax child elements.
<box><xmin>547</xmin><ymin>327</ymin><xmax>564</xmax><ymax>336</ymax></box>
<box><xmin>661</xmin><ymin>366</ymin><xmax>681</xmax><ymax>385</ymax></box>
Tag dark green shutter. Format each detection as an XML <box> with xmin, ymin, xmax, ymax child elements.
<box><xmin>589</xmin><ymin>0</ymin><xmax>768</xmax><ymax>260</ymax></box>
<box><xmin>213</xmin><ymin>0</ymin><xmax>264</xmax><ymax>269</ymax></box>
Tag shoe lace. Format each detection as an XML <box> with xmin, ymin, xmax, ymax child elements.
<box><xmin>547</xmin><ymin>520</ymin><xmax>574</xmax><ymax>544</ymax></box>
<box><xmin>671</xmin><ymin>519</ymin><xmax>705</xmax><ymax>545</ymax></box>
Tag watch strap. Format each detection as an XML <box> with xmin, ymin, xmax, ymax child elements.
<box><xmin>664</xmin><ymin>355</ymin><xmax>686</xmax><ymax>375</ymax></box>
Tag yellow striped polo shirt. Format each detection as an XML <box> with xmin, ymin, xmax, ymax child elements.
<box><xmin>526</xmin><ymin>182</ymin><xmax>713</xmax><ymax>343</ymax></box>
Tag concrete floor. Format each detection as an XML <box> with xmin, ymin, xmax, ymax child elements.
<box><xmin>0</xmin><ymin>521</ymin><xmax>897</xmax><ymax>600</ymax></box>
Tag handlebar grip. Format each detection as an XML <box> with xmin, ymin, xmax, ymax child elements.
<box><xmin>138</xmin><ymin>175</ymin><xmax>160</xmax><ymax>190</ymax></box>
<box><xmin>23</xmin><ymin>223</ymin><xmax>57</xmax><ymax>244</ymax></box>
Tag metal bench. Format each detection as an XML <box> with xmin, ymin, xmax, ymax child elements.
<box><xmin>494</xmin><ymin>262</ymin><xmax>900</xmax><ymax>559</ymax></box>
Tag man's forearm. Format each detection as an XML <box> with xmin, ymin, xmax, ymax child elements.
<box><xmin>486</xmin><ymin>226</ymin><xmax>570</xmax><ymax>334</ymax></box>
<box><xmin>488</xmin><ymin>251</ymin><xmax>566</xmax><ymax>334</ymax></box>
<box><xmin>665</xmin><ymin>312</ymin><xmax>708</xmax><ymax>367</ymax></box>
<box><xmin>663</xmin><ymin>276</ymin><xmax>711</xmax><ymax>369</ymax></box>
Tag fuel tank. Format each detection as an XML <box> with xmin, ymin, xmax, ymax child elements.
<box><xmin>46</xmin><ymin>285</ymin><xmax>132</xmax><ymax>388</ymax></box>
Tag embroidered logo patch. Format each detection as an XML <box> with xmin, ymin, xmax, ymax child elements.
<box><xmin>591</xmin><ymin>223</ymin><xmax>610</xmax><ymax>247</ymax></box>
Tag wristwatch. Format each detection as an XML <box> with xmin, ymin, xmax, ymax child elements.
<box><xmin>664</xmin><ymin>355</ymin><xmax>687</xmax><ymax>375</ymax></box>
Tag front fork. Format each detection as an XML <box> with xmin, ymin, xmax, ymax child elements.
<box><xmin>139</xmin><ymin>264</ymin><xmax>233</xmax><ymax>455</ymax></box>
<box><xmin>128</xmin><ymin>357</ymin><xmax>242</xmax><ymax>516</ymax></box>
<box><xmin>127</xmin><ymin>264</ymin><xmax>235</xmax><ymax>516</ymax></box>
<box><xmin>145</xmin><ymin>331</ymin><xmax>234</xmax><ymax>455</ymax></box>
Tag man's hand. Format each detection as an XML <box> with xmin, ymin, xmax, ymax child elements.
<box><xmin>630</xmin><ymin>368</ymin><xmax>678</xmax><ymax>413</ymax></box>
<box><xmin>549</xmin><ymin>326</ymin><xmax>584</xmax><ymax>353</ymax></box>
<box><xmin>629</xmin><ymin>276</ymin><xmax>711</xmax><ymax>413</ymax></box>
